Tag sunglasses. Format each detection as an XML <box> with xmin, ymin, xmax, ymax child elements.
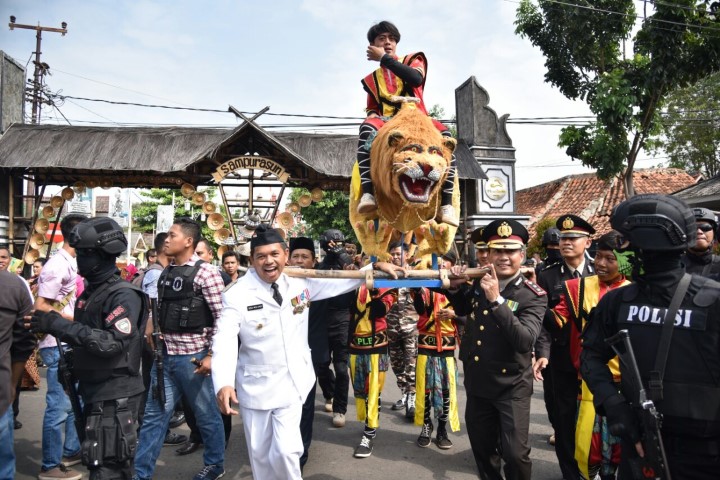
<box><xmin>698</xmin><ymin>223</ymin><xmax>715</xmax><ymax>233</ymax></box>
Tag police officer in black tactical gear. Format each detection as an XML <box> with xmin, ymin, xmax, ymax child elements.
<box><xmin>26</xmin><ymin>217</ymin><xmax>147</xmax><ymax>479</ymax></box>
<box><xmin>681</xmin><ymin>207</ymin><xmax>720</xmax><ymax>277</ymax></box>
<box><xmin>315</xmin><ymin>229</ymin><xmax>357</xmax><ymax>426</ymax></box>
<box><xmin>581</xmin><ymin>194</ymin><xmax>720</xmax><ymax>479</ymax></box>
<box><xmin>535</xmin><ymin>227</ymin><xmax>562</xmax><ymax>273</ymax></box>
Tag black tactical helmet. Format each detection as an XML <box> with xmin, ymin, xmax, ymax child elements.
<box><xmin>610</xmin><ymin>194</ymin><xmax>696</xmax><ymax>252</ymax></box>
<box><xmin>691</xmin><ymin>207</ymin><xmax>718</xmax><ymax>231</ymax></box>
<box><xmin>319</xmin><ymin>229</ymin><xmax>345</xmax><ymax>253</ymax></box>
<box><xmin>542</xmin><ymin>227</ymin><xmax>561</xmax><ymax>247</ymax></box>
<box><xmin>68</xmin><ymin>217</ymin><xmax>127</xmax><ymax>256</ymax></box>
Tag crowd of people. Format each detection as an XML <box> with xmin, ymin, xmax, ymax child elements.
<box><xmin>1</xmin><ymin>196</ymin><xmax>719</xmax><ymax>480</ymax></box>
<box><xmin>1</xmin><ymin>17</ymin><xmax>719</xmax><ymax>480</ymax></box>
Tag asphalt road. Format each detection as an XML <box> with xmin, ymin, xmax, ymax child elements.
<box><xmin>14</xmin><ymin>364</ymin><xmax>562</xmax><ymax>480</ymax></box>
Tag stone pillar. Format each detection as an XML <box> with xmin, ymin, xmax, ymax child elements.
<box><xmin>455</xmin><ymin>76</ymin><xmax>528</xmax><ymax>230</ymax></box>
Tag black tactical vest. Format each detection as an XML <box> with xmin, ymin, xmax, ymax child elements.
<box><xmin>73</xmin><ymin>277</ymin><xmax>147</xmax><ymax>383</ymax></box>
<box><xmin>616</xmin><ymin>276</ymin><xmax>720</xmax><ymax>434</ymax></box>
<box><xmin>158</xmin><ymin>261</ymin><xmax>213</xmax><ymax>333</ymax></box>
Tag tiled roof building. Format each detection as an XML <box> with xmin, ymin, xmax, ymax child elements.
<box><xmin>516</xmin><ymin>168</ymin><xmax>699</xmax><ymax>238</ymax></box>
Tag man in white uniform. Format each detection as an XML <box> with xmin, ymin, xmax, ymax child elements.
<box><xmin>213</xmin><ymin>226</ymin><xmax>402</xmax><ymax>479</ymax></box>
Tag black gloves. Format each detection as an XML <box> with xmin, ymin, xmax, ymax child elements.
<box><xmin>603</xmin><ymin>394</ymin><xmax>641</xmax><ymax>443</ymax></box>
<box><xmin>29</xmin><ymin>310</ymin><xmax>66</xmax><ymax>337</ymax></box>
<box><xmin>368</xmin><ymin>298</ymin><xmax>388</xmax><ymax>320</ymax></box>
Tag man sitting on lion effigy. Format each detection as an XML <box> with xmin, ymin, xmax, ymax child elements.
<box><xmin>357</xmin><ymin>20</ymin><xmax>458</xmax><ymax>227</ymax></box>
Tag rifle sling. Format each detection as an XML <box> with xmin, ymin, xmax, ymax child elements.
<box><xmin>649</xmin><ymin>273</ymin><xmax>691</xmax><ymax>402</ymax></box>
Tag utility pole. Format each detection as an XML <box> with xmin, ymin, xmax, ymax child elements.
<box><xmin>8</xmin><ymin>16</ymin><xmax>67</xmax><ymax>124</ymax></box>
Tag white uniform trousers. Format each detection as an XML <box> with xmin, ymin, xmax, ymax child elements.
<box><xmin>241</xmin><ymin>402</ymin><xmax>303</xmax><ymax>480</ymax></box>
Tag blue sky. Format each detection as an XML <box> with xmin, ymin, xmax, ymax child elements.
<box><xmin>0</xmin><ymin>0</ymin><xmax>660</xmax><ymax>189</ymax></box>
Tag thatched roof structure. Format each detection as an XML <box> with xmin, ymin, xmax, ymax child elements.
<box><xmin>0</xmin><ymin>122</ymin><xmax>486</xmax><ymax>188</ymax></box>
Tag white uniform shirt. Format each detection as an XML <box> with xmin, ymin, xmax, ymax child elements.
<box><xmin>212</xmin><ymin>267</ymin><xmax>368</xmax><ymax>410</ymax></box>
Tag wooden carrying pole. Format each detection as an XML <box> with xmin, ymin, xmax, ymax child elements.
<box><xmin>283</xmin><ymin>266</ymin><xmax>491</xmax><ymax>290</ymax></box>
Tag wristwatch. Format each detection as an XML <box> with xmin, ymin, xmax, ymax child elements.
<box><xmin>489</xmin><ymin>296</ymin><xmax>506</xmax><ymax>309</ymax></box>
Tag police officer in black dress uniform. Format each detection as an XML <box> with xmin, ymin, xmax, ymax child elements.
<box><xmin>446</xmin><ymin>219</ymin><xmax>547</xmax><ymax>480</ymax></box>
<box><xmin>535</xmin><ymin>215</ymin><xmax>595</xmax><ymax>480</ymax></box>
<box><xmin>681</xmin><ymin>207</ymin><xmax>720</xmax><ymax>277</ymax></box>
<box><xmin>28</xmin><ymin>217</ymin><xmax>147</xmax><ymax>479</ymax></box>
<box><xmin>581</xmin><ymin>194</ymin><xmax>720</xmax><ymax>479</ymax></box>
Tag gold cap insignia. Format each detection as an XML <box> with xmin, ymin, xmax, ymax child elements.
<box><xmin>497</xmin><ymin>222</ymin><xmax>512</xmax><ymax>238</ymax></box>
<box><xmin>562</xmin><ymin>217</ymin><xmax>575</xmax><ymax>230</ymax></box>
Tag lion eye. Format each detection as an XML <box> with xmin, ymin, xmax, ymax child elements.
<box><xmin>403</xmin><ymin>145</ymin><xmax>421</xmax><ymax>153</ymax></box>
<box><xmin>429</xmin><ymin>147</ymin><xmax>442</xmax><ymax>156</ymax></box>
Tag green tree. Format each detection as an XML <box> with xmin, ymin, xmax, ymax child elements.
<box><xmin>428</xmin><ymin>104</ymin><xmax>457</xmax><ymax>138</ymax></box>
<box><xmin>132</xmin><ymin>187</ymin><xmax>224</xmax><ymax>241</ymax></box>
<box><xmin>289</xmin><ymin>188</ymin><xmax>357</xmax><ymax>243</ymax></box>
<box><xmin>515</xmin><ymin>0</ymin><xmax>720</xmax><ymax>196</ymax></box>
<box><xmin>655</xmin><ymin>71</ymin><xmax>720</xmax><ymax>177</ymax></box>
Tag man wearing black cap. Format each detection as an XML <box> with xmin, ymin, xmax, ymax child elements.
<box><xmin>446</xmin><ymin>219</ymin><xmax>547</xmax><ymax>480</ymax></box>
<box><xmin>681</xmin><ymin>207</ymin><xmax>720</xmax><ymax>276</ymax></box>
<box><xmin>535</xmin><ymin>214</ymin><xmax>595</xmax><ymax>480</ymax></box>
<box><xmin>582</xmin><ymin>194</ymin><xmax>720</xmax><ymax>479</ymax></box>
<box><xmin>470</xmin><ymin>227</ymin><xmax>490</xmax><ymax>267</ymax></box>
<box><xmin>212</xmin><ymin>226</ymin><xmax>403</xmax><ymax>480</ymax></box>
<box><xmin>287</xmin><ymin>237</ymin><xmax>323</xmax><ymax>469</ymax></box>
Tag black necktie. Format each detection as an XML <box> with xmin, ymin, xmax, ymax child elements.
<box><xmin>573</xmin><ymin>270</ymin><xmax>581</xmax><ymax>279</ymax></box>
<box><xmin>271</xmin><ymin>283</ymin><xmax>283</xmax><ymax>306</ymax></box>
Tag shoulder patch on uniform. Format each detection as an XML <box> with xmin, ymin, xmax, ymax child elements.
<box><xmin>105</xmin><ymin>305</ymin><xmax>126</xmax><ymax>324</ymax></box>
<box><xmin>114</xmin><ymin>318</ymin><xmax>132</xmax><ymax>334</ymax></box>
<box><xmin>524</xmin><ymin>279</ymin><xmax>547</xmax><ymax>296</ymax></box>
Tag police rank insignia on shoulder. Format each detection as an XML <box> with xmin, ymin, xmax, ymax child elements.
<box><xmin>291</xmin><ymin>289</ymin><xmax>311</xmax><ymax>315</ymax></box>
<box><xmin>524</xmin><ymin>279</ymin><xmax>547</xmax><ymax>296</ymax></box>
<box><xmin>114</xmin><ymin>318</ymin><xmax>132</xmax><ymax>334</ymax></box>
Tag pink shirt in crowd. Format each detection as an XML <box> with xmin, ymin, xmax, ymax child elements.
<box><xmin>36</xmin><ymin>248</ymin><xmax>78</xmax><ymax>349</ymax></box>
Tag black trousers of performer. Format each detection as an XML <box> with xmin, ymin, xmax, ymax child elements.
<box><xmin>83</xmin><ymin>393</ymin><xmax>142</xmax><ymax>480</ymax></box>
<box><xmin>551</xmin><ymin>367</ymin><xmax>581</xmax><ymax>480</ymax></box>
<box><xmin>299</xmin><ymin>383</ymin><xmax>317</xmax><ymax>469</ymax></box>
<box><xmin>465</xmin><ymin>393</ymin><xmax>531</xmax><ymax>480</ymax></box>
<box><xmin>184</xmin><ymin>395</ymin><xmax>231</xmax><ymax>446</ymax></box>
<box><xmin>542</xmin><ymin>366</ymin><xmax>556</xmax><ymax>432</ymax></box>
<box><xmin>617</xmin><ymin>435</ymin><xmax>720</xmax><ymax>480</ymax></box>
<box><xmin>316</xmin><ymin>326</ymin><xmax>349</xmax><ymax>415</ymax></box>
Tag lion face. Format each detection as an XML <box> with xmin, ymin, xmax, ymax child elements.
<box><xmin>387</xmin><ymin>130</ymin><xmax>457</xmax><ymax>205</ymax></box>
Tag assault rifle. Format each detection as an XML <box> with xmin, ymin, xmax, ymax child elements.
<box><xmin>56</xmin><ymin>337</ymin><xmax>86</xmax><ymax>442</ymax></box>
<box><xmin>150</xmin><ymin>298</ymin><xmax>166</xmax><ymax>410</ymax></box>
<box><xmin>606</xmin><ymin>329</ymin><xmax>671</xmax><ymax>480</ymax></box>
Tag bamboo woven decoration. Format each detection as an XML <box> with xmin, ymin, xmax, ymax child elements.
<box><xmin>311</xmin><ymin>188</ymin><xmax>324</xmax><ymax>202</ymax></box>
<box><xmin>42</xmin><ymin>206</ymin><xmax>55</xmax><ymax>219</ymax></box>
<box><xmin>298</xmin><ymin>194</ymin><xmax>312</xmax><ymax>207</ymax></box>
<box><xmin>288</xmin><ymin>202</ymin><xmax>300</xmax><ymax>214</ymax></box>
<box><xmin>34</xmin><ymin>218</ymin><xmax>49</xmax><ymax>234</ymax></box>
<box><xmin>202</xmin><ymin>201</ymin><xmax>217</xmax><ymax>214</ymax></box>
<box><xmin>213</xmin><ymin>228</ymin><xmax>231</xmax><ymax>244</ymax></box>
<box><xmin>207</xmin><ymin>213</ymin><xmax>225</xmax><ymax>231</ymax></box>
<box><xmin>25</xmin><ymin>249</ymin><xmax>40</xmax><ymax>264</ymax></box>
<box><xmin>181</xmin><ymin>183</ymin><xmax>196</xmax><ymax>198</ymax></box>
<box><xmin>61</xmin><ymin>187</ymin><xmax>75</xmax><ymax>200</ymax></box>
<box><xmin>73</xmin><ymin>181</ymin><xmax>87</xmax><ymax>194</ymax></box>
<box><xmin>50</xmin><ymin>196</ymin><xmax>64</xmax><ymax>208</ymax></box>
<box><xmin>29</xmin><ymin>233</ymin><xmax>45</xmax><ymax>250</ymax></box>
<box><xmin>192</xmin><ymin>192</ymin><xmax>206</xmax><ymax>206</ymax></box>
<box><xmin>276</xmin><ymin>212</ymin><xmax>294</xmax><ymax>229</ymax></box>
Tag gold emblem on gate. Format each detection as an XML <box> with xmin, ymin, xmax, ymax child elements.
<box><xmin>562</xmin><ymin>217</ymin><xmax>575</xmax><ymax>230</ymax></box>
<box><xmin>497</xmin><ymin>222</ymin><xmax>512</xmax><ymax>238</ymax></box>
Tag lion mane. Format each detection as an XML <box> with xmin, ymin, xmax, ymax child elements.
<box><xmin>350</xmin><ymin>104</ymin><xmax>460</xmax><ymax>260</ymax></box>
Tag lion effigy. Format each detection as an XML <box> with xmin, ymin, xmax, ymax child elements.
<box><xmin>349</xmin><ymin>103</ymin><xmax>460</xmax><ymax>261</ymax></box>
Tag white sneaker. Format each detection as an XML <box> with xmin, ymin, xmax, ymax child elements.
<box><xmin>324</xmin><ymin>398</ymin><xmax>333</xmax><ymax>413</ymax></box>
<box><xmin>332</xmin><ymin>412</ymin><xmax>346</xmax><ymax>428</ymax></box>
<box><xmin>439</xmin><ymin>205</ymin><xmax>459</xmax><ymax>227</ymax></box>
<box><xmin>357</xmin><ymin>193</ymin><xmax>378</xmax><ymax>214</ymax></box>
